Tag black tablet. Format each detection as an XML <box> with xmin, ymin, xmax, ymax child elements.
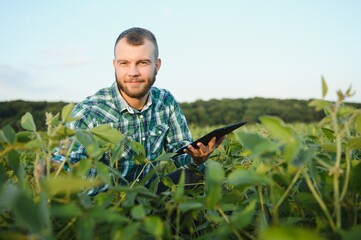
<box><xmin>175</xmin><ymin>120</ymin><xmax>247</xmax><ymax>156</ymax></box>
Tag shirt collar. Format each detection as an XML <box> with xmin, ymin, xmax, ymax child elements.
<box><xmin>111</xmin><ymin>82</ymin><xmax>152</xmax><ymax>114</ymax></box>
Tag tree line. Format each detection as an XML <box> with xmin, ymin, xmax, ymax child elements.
<box><xmin>1</xmin><ymin>98</ymin><xmax>360</xmax><ymax>131</ymax></box>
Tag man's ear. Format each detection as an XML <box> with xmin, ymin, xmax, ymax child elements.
<box><xmin>156</xmin><ymin>58</ymin><xmax>161</xmax><ymax>73</ymax></box>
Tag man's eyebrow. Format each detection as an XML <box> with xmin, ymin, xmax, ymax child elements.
<box><xmin>116</xmin><ymin>59</ymin><xmax>151</xmax><ymax>62</ymax></box>
<box><xmin>138</xmin><ymin>59</ymin><xmax>151</xmax><ymax>63</ymax></box>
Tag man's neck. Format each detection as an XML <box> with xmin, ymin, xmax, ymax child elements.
<box><xmin>121</xmin><ymin>92</ymin><xmax>149</xmax><ymax>111</ymax></box>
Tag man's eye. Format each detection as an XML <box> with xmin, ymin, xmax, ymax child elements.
<box><xmin>139</xmin><ymin>61</ymin><xmax>148</xmax><ymax>66</ymax></box>
<box><xmin>119</xmin><ymin>62</ymin><xmax>127</xmax><ymax>66</ymax></box>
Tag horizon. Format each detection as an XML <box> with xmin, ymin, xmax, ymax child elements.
<box><xmin>2</xmin><ymin>94</ymin><xmax>360</xmax><ymax>104</ymax></box>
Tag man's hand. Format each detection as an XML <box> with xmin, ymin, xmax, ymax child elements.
<box><xmin>183</xmin><ymin>136</ymin><xmax>225</xmax><ymax>165</ymax></box>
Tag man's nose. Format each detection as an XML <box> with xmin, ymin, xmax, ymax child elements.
<box><xmin>128</xmin><ymin>64</ymin><xmax>140</xmax><ymax>77</ymax></box>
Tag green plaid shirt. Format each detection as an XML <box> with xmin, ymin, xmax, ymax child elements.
<box><xmin>54</xmin><ymin>82</ymin><xmax>193</xmax><ymax>184</ymax></box>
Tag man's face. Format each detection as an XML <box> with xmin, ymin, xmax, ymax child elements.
<box><xmin>113</xmin><ymin>38</ymin><xmax>161</xmax><ymax>100</ymax></box>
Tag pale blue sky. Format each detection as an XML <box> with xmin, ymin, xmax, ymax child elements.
<box><xmin>1</xmin><ymin>0</ymin><xmax>360</xmax><ymax>103</ymax></box>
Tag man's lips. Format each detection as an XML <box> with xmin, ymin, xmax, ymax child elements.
<box><xmin>125</xmin><ymin>79</ymin><xmax>144</xmax><ymax>84</ymax></box>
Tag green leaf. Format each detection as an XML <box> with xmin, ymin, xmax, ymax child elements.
<box><xmin>259</xmin><ymin>226</ymin><xmax>324</xmax><ymax>240</ymax></box>
<box><xmin>131</xmin><ymin>205</ymin><xmax>146</xmax><ymax>220</ymax></box>
<box><xmin>283</xmin><ymin>140</ymin><xmax>302</xmax><ymax>163</ymax></box>
<box><xmin>260</xmin><ymin>116</ymin><xmax>294</xmax><ymax>142</ymax></box>
<box><xmin>7</xmin><ymin>149</ymin><xmax>25</xmax><ymax>182</ymax></box>
<box><xmin>130</xmin><ymin>141</ymin><xmax>147</xmax><ymax>165</ymax></box>
<box><xmin>112</xmin><ymin>222</ymin><xmax>141</xmax><ymax>240</ymax></box>
<box><xmin>206</xmin><ymin>160</ymin><xmax>225</xmax><ymax>183</ymax></box>
<box><xmin>51</xmin><ymin>125</ymin><xmax>75</xmax><ymax>139</ymax></box>
<box><xmin>355</xmin><ymin>113</ymin><xmax>361</xmax><ymax>135</ymax></box>
<box><xmin>78</xmin><ymin>193</ymin><xmax>94</xmax><ymax>209</ymax></box>
<box><xmin>174</xmin><ymin>169</ymin><xmax>185</xmax><ymax>201</ymax></box>
<box><xmin>144</xmin><ymin>216</ymin><xmax>164</xmax><ymax>237</ymax></box>
<box><xmin>292</xmin><ymin>146</ymin><xmax>317</xmax><ymax>167</ymax></box>
<box><xmin>237</xmin><ymin>132</ymin><xmax>279</xmax><ymax>156</ymax></box>
<box><xmin>227</xmin><ymin>168</ymin><xmax>271</xmax><ymax>187</ymax></box>
<box><xmin>76</xmin><ymin>217</ymin><xmax>95</xmax><ymax>240</ymax></box>
<box><xmin>21</xmin><ymin>112</ymin><xmax>36</xmax><ymax>132</ymax></box>
<box><xmin>61</xmin><ymin>103</ymin><xmax>75</xmax><ymax>123</ymax></box>
<box><xmin>73</xmin><ymin>158</ymin><xmax>92</xmax><ymax>177</ymax></box>
<box><xmin>90</xmin><ymin>124</ymin><xmax>124</xmax><ymax>144</ymax></box>
<box><xmin>0</xmin><ymin>165</ymin><xmax>7</xmax><ymax>185</ymax></box>
<box><xmin>179</xmin><ymin>200</ymin><xmax>204</xmax><ymax>212</ymax></box>
<box><xmin>50</xmin><ymin>202</ymin><xmax>83</xmax><ymax>217</ymax></box>
<box><xmin>24</xmin><ymin>139</ymin><xmax>44</xmax><ymax>149</ymax></box>
<box><xmin>154</xmin><ymin>152</ymin><xmax>176</xmax><ymax>162</ymax></box>
<box><xmin>7</xmin><ymin>149</ymin><xmax>20</xmax><ymax>174</ymax></box>
<box><xmin>308</xmin><ymin>99</ymin><xmax>330</xmax><ymax>111</ymax></box>
<box><xmin>37</xmin><ymin>193</ymin><xmax>52</xmax><ymax>233</ymax></box>
<box><xmin>0</xmin><ymin>183</ymin><xmax>19</xmax><ymax>210</ymax></box>
<box><xmin>134</xmin><ymin>154</ymin><xmax>147</xmax><ymax>165</ymax></box>
<box><xmin>121</xmin><ymin>191</ymin><xmax>136</xmax><ymax>208</ymax></box>
<box><xmin>0</xmin><ymin>129</ymin><xmax>7</xmax><ymax>143</ymax></box>
<box><xmin>42</xmin><ymin>176</ymin><xmax>101</xmax><ymax>196</ymax></box>
<box><xmin>321</xmin><ymin>128</ymin><xmax>334</xmax><ymax>140</ymax></box>
<box><xmin>230</xmin><ymin>200</ymin><xmax>256</xmax><ymax>230</ymax></box>
<box><xmin>339</xmin><ymin>105</ymin><xmax>355</xmax><ymax>117</ymax></box>
<box><xmin>12</xmin><ymin>191</ymin><xmax>50</xmax><ymax>235</ymax></box>
<box><xmin>93</xmin><ymin>192</ymin><xmax>114</xmax><ymax>208</ymax></box>
<box><xmin>346</xmin><ymin>84</ymin><xmax>355</xmax><ymax>97</ymax></box>
<box><xmin>349</xmin><ymin>162</ymin><xmax>361</xmax><ymax>193</ymax></box>
<box><xmin>340</xmin><ymin>225</ymin><xmax>361</xmax><ymax>240</ymax></box>
<box><xmin>129</xmin><ymin>141</ymin><xmax>145</xmax><ymax>155</ymax></box>
<box><xmin>320</xmin><ymin>143</ymin><xmax>337</xmax><ymax>152</ymax></box>
<box><xmin>348</xmin><ymin>137</ymin><xmax>361</xmax><ymax>150</ymax></box>
<box><xmin>337</xmin><ymin>89</ymin><xmax>345</xmax><ymax>102</ymax></box>
<box><xmin>46</xmin><ymin>112</ymin><xmax>61</xmax><ymax>127</ymax></box>
<box><xmin>95</xmin><ymin>162</ymin><xmax>111</xmax><ymax>185</ymax></box>
<box><xmin>16</xmin><ymin>131</ymin><xmax>36</xmax><ymax>143</ymax></box>
<box><xmin>2</xmin><ymin>125</ymin><xmax>16</xmax><ymax>144</ymax></box>
<box><xmin>321</xmin><ymin>76</ymin><xmax>328</xmax><ymax>98</ymax></box>
<box><xmin>76</xmin><ymin>131</ymin><xmax>103</xmax><ymax>159</ymax></box>
<box><xmin>160</xmin><ymin>175</ymin><xmax>175</xmax><ymax>188</ymax></box>
<box><xmin>76</xmin><ymin>130</ymin><xmax>97</xmax><ymax>147</ymax></box>
<box><xmin>205</xmin><ymin>160</ymin><xmax>224</xmax><ymax>208</ymax></box>
<box><xmin>88</xmin><ymin>208</ymin><xmax>129</xmax><ymax>222</ymax></box>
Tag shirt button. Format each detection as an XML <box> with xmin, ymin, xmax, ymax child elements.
<box><xmin>158</xmin><ymin>130</ymin><xmax>162</xmax><ymax>134</ymax></box>
<box><xmin>139</xmin><ymin>115</ymin><xmax>144</xmax><ymax>119</ymax></box>
<box><xmin>142</xmin><ymin>137</ymin><xmax>146</xmax><ymax>141</ymax></box>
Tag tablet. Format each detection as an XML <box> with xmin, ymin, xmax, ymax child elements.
<box><xmin>175</xmin><ymin>120</ymin><xmax>247</xmax><ymax>156</ymax></box>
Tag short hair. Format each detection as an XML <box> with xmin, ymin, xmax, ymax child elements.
<box><xmin>114</xmin><ymin>27</ymin><xmax>159</xmax><ymax>59</ymax></box>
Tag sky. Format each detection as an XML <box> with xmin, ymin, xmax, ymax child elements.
<box><xmin>1</xmin><ymin>0</ymin><xmax>361</xmax><ymax>104</ymax></box>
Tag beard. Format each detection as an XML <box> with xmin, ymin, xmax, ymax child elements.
<box><xmin>115</xmin><ymin>70</ymin><xmax>157</xmax><ymax>99</ymax></box>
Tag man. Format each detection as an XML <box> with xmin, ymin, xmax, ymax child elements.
<box><xmin>53</xmin><ymin>27</ymin><xmax>223</xmax><ymax>193</ymax></box>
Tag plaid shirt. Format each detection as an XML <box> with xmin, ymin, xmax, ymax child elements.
<box><xmin>54</xmin><ymin>82</ymin><xmax>193</xmax><ymax>185</ymax></box>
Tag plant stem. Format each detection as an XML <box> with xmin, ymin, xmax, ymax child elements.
<box><xmin>332</xmin><ymin>103</ymin><xmax>342</xmax><ymax>229</ymax></box>
<box><xmin>112</xmin><ymin>162</ymin><xmax>149</xmax><ymax>209</ymax></box>
<box><xmin>340</xmin><ymin>148</ymin><xmax>351</xmax><ymax>201</ymax></box>
<box><xmin>217</xmin><ymin>206</ymin><xmax>243</xmax><ymax>240</ymax></box>
<box><xmin>56</xmin><ymin>217</ymin><xmax>76</xmax><ymax>238</ymax></box>
<box><xmin>0</xmin><ymin>145</ymin><xmax>13</xmax><ymax>158</ymax></box>
<box><xmin>175</xmin><ymin>207</ymin><xmax>180</xmax><ymax>240</ymax></box>
<box><xmin>55</xmin><ymin>137</ymin><xmax>76</xmax><ymax>177</ymax></box>
<box><xmin>34</xmin><ymin>153</ymin><xmax>41</xmax><ymax>192</ymax></box>
<box><xmin>304</xmin><ymin>170</ymin><xmax>336</xmax><ymax>231</ymax></box>
<box><xmin>354</xmin><ymin>194</ymin><xmax>359</xmax><ymax>226</ymax></box>
<box><xmin>273</xmin><ymin>166</ymin><xmax>303</xmax><ymax>225</ymax></box>
<box><xmin>257</xmin><ymin>184</ymin><xmax>266</xmax><ymax>219</ymax></box>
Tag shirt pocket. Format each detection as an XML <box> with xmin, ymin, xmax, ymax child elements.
<box><xmin>148</xmin><ymin>124</ymin><xmax>169</xmax><ymax>154</ymax></box>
